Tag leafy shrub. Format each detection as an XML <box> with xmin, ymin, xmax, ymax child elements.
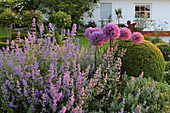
<box><xmin>152</xmin><ymin>38</ymin><xmax>163</xmax><ymax>44</ymax></box>
<box><xmin>49</xmin><ymin>10</ymin><xmax>72</xmax><ymax>29</ymax></box>
<box><xmin>157</xmin><ymin>43</ymin><xmax>170</xmax><ymax>61</ymax></box>
<box><xmin>108</xmin><ymin>74</ymin><xmax>169</xmax><ymax>113</ymax></box>
<box><xmin>0</xmin><ymin>7</ymin><xmax>6</xmax><ymax>13</ymax></box>
<box><xmin>116</xmin><ymin>39</ymin><xmax>165</xmax><ymax>81</ymax></box>
<box><xmin>143</xmin><ymin>34</ymin><xmax>152</xmax><ymax>41</ymax></box>
<box><xmin>0</xmin><ymin>8</ymin><xmax>19</xmax><ymax>27</ymax></box>
<box><xmin>86</xmin><ymin>20</ymin><xmax>97</xmax><ymax>28</ymax></box>
<box><xmin>164</xmin><ymin>71</ymin><xmax>170</xmax><ymax>84</ymax></box>
<box><xmin>21</xmin><ymin>10</ymin><xmax>43</xmax><ymax>27</ymax></box>
<box><xmin>117</xmin><ymin>23</ymin><xmax>125</xmax><ymax>28</ymax></box>
<box><xmin>165</xmin><ymin>62</ymin><xmax>170</xmax><ymax>71</ymax></box>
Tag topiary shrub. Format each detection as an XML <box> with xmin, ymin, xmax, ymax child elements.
<box><xmin>116</xmin><ymin>39</ymin><xmax>165</xmax><ymax>81</ymax></box>
<box><xmin>157</xmin><ymin>43</ymin><xmax>170</xmax><ymax>61</ymax></box>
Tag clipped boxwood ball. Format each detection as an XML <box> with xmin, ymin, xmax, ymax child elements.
<box><xmin>116</xmin><ymin>39</ymin><xmax>165</xmax><ymax>81</ymax></box>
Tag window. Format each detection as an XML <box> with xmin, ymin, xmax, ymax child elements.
<box><xmin>135</xmin><ymin>4</ymin><xmax>151</xmax><ymax>18</ymax></box>
<box><xmin>100</xmin><ymin>3</ymin><xmax>112</xmax><ymax>19</ymax></box>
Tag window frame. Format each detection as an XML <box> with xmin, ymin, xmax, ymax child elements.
<box><xmin>100</xmin><ymin>3</ymin><xmax>112</xmax><ymax>19</ymax></box>
<box><xmin>134</xmin><ymin>3</ymin><xmax>152</xmax><ymax>19</ymax></box>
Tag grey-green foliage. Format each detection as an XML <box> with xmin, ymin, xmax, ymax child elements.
<box><xmin>108</xmin><ymin>74</ymin><xmax>169</xmax><ymax>113</ymax></box>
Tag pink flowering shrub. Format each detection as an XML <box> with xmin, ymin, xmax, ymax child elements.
<box><xmin>131</xmin><ymin>32</ymin><xmax>144</xmax><ymax>44</ymax></box>
<box><xmin>49</xmin><ymin>10</ymin><xmax>72</xmax><ymax>29</ymax></box>
<box><xmin>0</xmin><ymin>8</ymin><xmax>20</xmax><ymax>27</ymax></box>
<box><xmin>21</xmin><ymin>10</ymin><xmax>43</xmax><ymax>27</ymax></box>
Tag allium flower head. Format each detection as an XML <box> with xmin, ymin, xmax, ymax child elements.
<box><xmin>90</xmin><ymin>31</ymin><xmax>105</xmax><ymax>46</ymax></box>
<box><xmin>85</xmin><ymin>27</ymin><xmax>102</xmax><ymax>38</ymax></box>
<box><xmin>131</xmin><ymin>32</ymin><xmax>144</xmax><ymax>44</ymax></box>
<box><xmin>103</xmin><ymin>23</ymin><xmax>120</xmax><ymax>42</ymax></box>
<box><xmin>120</xmin><ymin>27</ymin><xmax>131</xmax><ymax>41</ymax></box>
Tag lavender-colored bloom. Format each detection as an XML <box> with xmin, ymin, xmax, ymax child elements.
<box><xmin>103</xmin><ymin>23</ymin><xmax>120</xmax><ymax>42</ymax></box>
<box><xmin>136</xmin><ymin>105</ymin><xmax>142</xmax><ymax>113</ymax></box>
<box><xmin>89</xmin><ymin>31</ymin><xmax>105</xmax><ymax>46</ymax></box>
<box><xmin>120</xmin><ymin>108</ymin><xmax>124</xmax><ymax>113</ymax></box>
<box><xmin>143</xmin><ymin>101</ymin><xmax>147</xmax><ymax>106</ymax></box>
<box><xmin>131</xmin><ymin>32</ymin><xmax>144</xmax><ymax>44</ymax></box>
<box><xmin>145</xmin><ymin>107</ymin><xmax>149</xmax><ymax>112</ymax></box>
<box><xmin>156</xmin><ymin>90</ymin><xmax>159</xmax><ymax>98</ymax></box>
<box><xmin>85</xmin><ymin>27</ymin><xmax>102</xmax><ymax>38</ymax></box>
<box><xmin>119</xmin><ymin>27</ymin><xmax>131</xmax><ymax>41</ymax></box>
<box><xmin>137</xmin><ymin>89</ymin><xmax>141</xmax><ymax>97</ymax></box>
<box><xmin>122</xmin><ymin>98</ymin><xmax>125</xmax><ymax>104</ymax></box>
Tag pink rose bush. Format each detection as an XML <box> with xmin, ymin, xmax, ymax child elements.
<box><xmin>49</xmin><ymin>10</ymin><xmax>72</xmax><ymax>29</ymax></box>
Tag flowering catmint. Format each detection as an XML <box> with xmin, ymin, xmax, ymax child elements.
<box><xmin>71</xmin><ymin>23</ymin><xmax>77</xmax><ymax>37</ymax></box>
<box><xmin>131</xmin><ymin>32</ymin><xmax>144</xmax><ymax>44</ymax></box>
<box><xmin>103</xmin><ymin>23</ymin><xmax>120</xmax><ymax>42</ymax></box>
<box><xmin>89</xmin><ymin>31</ymin><xmax>105</xmax><ymax>46</ymax></box>
<box><xmin>137</xmin><ymin>89</ymin><xmax>141</xmax><ymax>97</ymax></box>
<box><xmin>119</xmin><ymin>27</ymin><xmax>131</xmax><ymax>41</ymax></box>
<box><xmin>122</xmin><ymin>98</ymin><xmax>125</xmax><ymax>104</ymax></box>
<box><xmin>136</xmin><ymin>105</ymin><xmax>142</xmax><ymax>113</ymax></box>
<box><xmin>40</xmin><ymin>24</ymin><xmax>44</xmax><ymax>37</ymax></box>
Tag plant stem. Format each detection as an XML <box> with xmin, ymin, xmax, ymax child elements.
<box><xmin>110</xmin><ymin>38</ymin><xmax>112</xmax><ymax>53</ymax></box>
<box><xmin>95</xmin><ymin>45</ymin><xmax>98</xmax><ymax>71</ymax></box>
<box><xmin>121</xmin><ymin>40</ymin><xmax>124</xmax><ymax>49</ymax></box>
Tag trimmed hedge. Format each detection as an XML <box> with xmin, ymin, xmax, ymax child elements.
<box><xmin>116</xmin><ymin>39</ymin><xmax>165</xmax><ymax>81</ymax></box>
<box><xmin>157</xmin><ymin>43</ymin><xmax>170</xmax><ymax>61</ymax></box>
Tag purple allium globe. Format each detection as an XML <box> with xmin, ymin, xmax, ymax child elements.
<box><xmin>131</xmin><ymin>32</ymin><xmax>144</xmax><ymax>44</ymax></box>
<box><xmin>90</xmin><ymin>32</ymin><xmax>105</xmax><ymax>46</ymax></box>
<box><xmin>85</xmin><ymin>27</ymin><xmax>102</xmax><ymax>38</ymax></box>
<box><xmin>103</xmin><ymin>23</ymin><xmax>120</xmax><ymax>42</ymax></box>
<box><xmin>120</xmin><ymin>27</ymin><xmax>131</xmax><ymax>41</ymax></box>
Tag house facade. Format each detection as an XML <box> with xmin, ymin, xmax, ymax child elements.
<box><xmin>83</xmin><ymin>0</ymin><xmax>170</xmax><ymax>32</ymax></box>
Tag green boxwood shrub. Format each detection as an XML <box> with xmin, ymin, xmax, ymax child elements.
<box><xmin>116</xmin><ymin>39</ymin><xmax>165</xmax><ymax>81</ymax></box>
<box><xmin>157</xmin><ymin>43</ymin><xmax>170</xmax><ymax>61</ymax></box>
<box><xmin>152</xmin><ymin>38</ymin><xmax>163</xmax><ymax>44</ymax></box>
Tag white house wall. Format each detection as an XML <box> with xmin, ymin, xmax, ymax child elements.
<box><xmin>82</xmin><ymin>0</ymin><xmax>170</xmax><ymax>31</ymax></box>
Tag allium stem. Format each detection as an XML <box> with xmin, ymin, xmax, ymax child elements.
<box><xmin>121</xmin><ymin>40</ymin><xmax>124</xmax><ymax>49</ymax></box>
<box><xmin>95</xmin><ymin>45</ymin><xmax>98</xmax><ymax>70</ymax></box>
<box><xmin>110</xmin><ymin>38</ymin><xmax>112</xmax><ymax>53</ymax></box>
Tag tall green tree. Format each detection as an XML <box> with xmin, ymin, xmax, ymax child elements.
<box><xmin>41</xmin><ymin>0</ymin><xmax>99</xmax><ymax>25</ymax></box>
